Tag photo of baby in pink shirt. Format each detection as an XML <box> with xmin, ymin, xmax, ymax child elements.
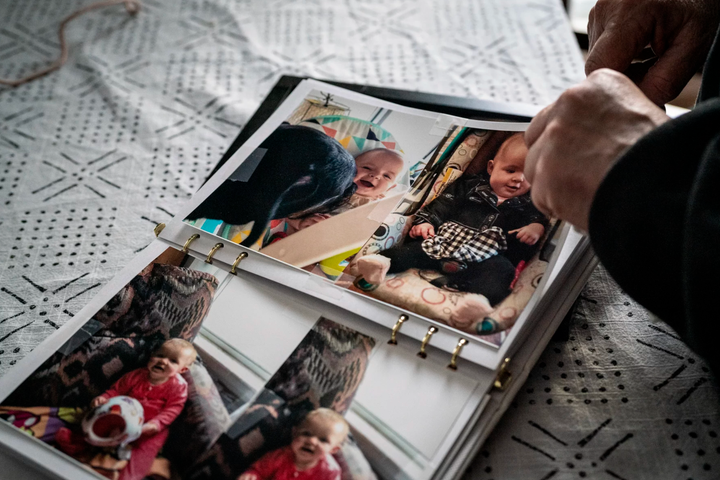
<box><xmin>238</xmin><ymin>408</ymin><xmax>348</xmax><ymax>480</ymax></box>
<box><xmin>57</xmin><ymin>338</ymin><xmax>197</xmax><ymax>480</ymax></box>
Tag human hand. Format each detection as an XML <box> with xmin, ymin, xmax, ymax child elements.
<box><xmin>141</xmin><ymin>422</ymin><xmax>160</xmax><ymax>435</ymax></box>
<box><xmin>91</xmin><ymin>396</ymin><xmax>108</xmax><ymax>408</ymax></box>
<box><xmin>510</xmin><ymin>223</ymin><xmax>545</xmax><ymax>245</ymax></box>
<box><xmin>238</xmin><ymin>474</ymin><xmax>258</xmax><ymax>480</ymax></box>
<box><xmin>525</xmin><ymin>69</ymin><xmax>669</xmax><ymax>232</ymax></box>
<box><xmin>410</xmin><ymin>223</ymin><xmax>435</xmax><ymax>239</ymax></box>
<box><xmin>286</xmin><ymin>213</ymin><xmax>330</xmax><ymax>232</ymax></box>
<box><xmin>585</xmin><ymin>0</ymin><xmax>720</xmax><ymax>105</ymax></box>
<box><xmin>297</xmin><ymin>213</ymin><xmax>330</xmax><ymax>229</ymax></box>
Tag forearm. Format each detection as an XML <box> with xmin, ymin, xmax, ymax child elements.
<box><xmin>149</xmin><ymin>399</ymin><xmax>186</xmax><ymax>430</ymax></box>
<box><xmin>589</xmin><ymin>99</ymin><xmax>720</xmax><ymax>358</ymax></box>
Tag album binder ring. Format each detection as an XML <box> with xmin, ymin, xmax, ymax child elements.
<box><xmin>205</xmin><ymin>243</ymin><xmax>224</xmax><ymax>264</ymax></box>
<box><xmin>417</xmin><ymin>326</ymin><xmax>438</xmax><ymax>358</ymax></box>
<box><xmin>183</xmin><ymin>234</ymin><xmax>200</xmax><ymax>253</ymax></box>
<box><xmin>153</xmin><ymin>223</ymin><xmax>166</xmax><ymax>237</ymax></box>
<box><xmin>447</xmin><ymin>338</ymin><xmax>469</xmax><ymax>370</ymax></box>
<box><xmin>388</xmin><ymin>315</ymin><xmax>408</xmax><ymax>345</ymax></box>
<box><xmin>230</xmin><ymin>252</ymin><xmax>248</xmax><ymax>275</ymax></box>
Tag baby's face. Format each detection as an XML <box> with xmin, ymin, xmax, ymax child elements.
<box><xmin>487</xmin><ymin>137</ymin><xmax>531</xmax><ymax>200</ymax></box>
<box><xmin>353</xmin><ymin>150</ymin><xmax>404</xmax><ymax>198</ymax></box>
<box><xmin>290</xmin><ymin>416</ymin><xmax>346</xmax><ymax>467</ymax></box>
<box><xmin>147</xmin><ymin>344</ymin><xmax>193</xmax><ymax>383</ymax></box>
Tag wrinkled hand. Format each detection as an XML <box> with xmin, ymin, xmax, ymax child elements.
<box><xmin>410</xmin><ymin>223</ymin><xmax>435</xmax><ymax>239</ymax></box>
<box><xmin>525</xmin><ymin>69</ymin><xmax>669</xmax><ymax>232</ymax></box>
<box><xmin>510</xmin><ymin>223</ymin><xmax>545</xmax><ymax>245</ymax></box>
<box><xmin>142</xmin><ymin>422</ymin><xmax>160</xmax><ymax>435</ymax></box>
<box><xmin>586</xmin><ymin>0</ymin><xmax>720</xmax><ymax>105</ymax></box>
<box><xmin>91</xmin><ymin>396</ymin><xmax>108</xmax><ymax>408</ymax></box>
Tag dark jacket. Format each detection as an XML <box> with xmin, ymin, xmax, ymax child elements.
<box><xmin>589</xmin><ymin>28</ymin><xmax>720</xmax><ymax>375</ymax></box>
<box><xmin>414</xmin><ymin>173</ymin><xmax>548</xmax><ymax>265</ymax></box>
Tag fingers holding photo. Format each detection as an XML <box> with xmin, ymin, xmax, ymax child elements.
<box><xmin>525</xmin><ymin>69</ymin><xmax>670</xmax><ymax>231</ymax></box>
<box><xmin>586</xmin><ymin>0</ymin><xmax>720</xmax><ymax>105</ymax></box>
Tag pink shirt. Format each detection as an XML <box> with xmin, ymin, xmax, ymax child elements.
<box><xmin>245</xmin><ymin>446</ymin><xmax>341</xmax><ymax>480</ymax></box>
<box><xmin>99</xmin><ymin>368</ymin><xmax>188</xmax><ymax>431</ymax></box>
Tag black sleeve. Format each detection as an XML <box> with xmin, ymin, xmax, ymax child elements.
<box><xmin>588</xmin><ymin>98</ymin><xmax>720</xmax><ymax>374</ymax></box>
<box><xmin>516</xmin><ymin>198</ymin><xmax>549</xmax><ymax>230</ymax></box>
<box><xmin>413</xmin><ymin>175</ymin><xmax>478</xmax><ymax>228</ymax></box>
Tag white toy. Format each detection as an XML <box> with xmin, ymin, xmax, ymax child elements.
<box><xmin>82</xmin><ymin>396</ymin><xmax>144</xmax><ymax>460</ymax></box>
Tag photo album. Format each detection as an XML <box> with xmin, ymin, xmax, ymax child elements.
<box><xmin>0</xmin><ymin>79</ymin><xmax>597</xmax><ymax>480</ymax></box>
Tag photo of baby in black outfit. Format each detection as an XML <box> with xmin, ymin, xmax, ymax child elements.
<box><xmin>356</xmin><ymin>133</ymin><xmax>548</xmax><ymax>320</ymax></box>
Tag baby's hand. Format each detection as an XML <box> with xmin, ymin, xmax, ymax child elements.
<box><xmin>142</xmin><ymin>422</ymin><xmax>160</xmax><ymax>436</ymax></box>
<box><xmin>91</xmin><ymin>396</ymin><xmax>108</xmax><ymax>408</ymax></box>
<box><xmin>298</xmin><ymin>214</ymin><xmax>330</xmax><ymax>229</ymax></box>
<box><xmin>410</xmin><ymin>223</ymin><xmax>435</xmax><ymax>239</ymax></box>
<box><xmin>510</xmin><ymin>223</ymin><xmax>545</xmax><ymax>245</ymax></box>
<box><xmin>286</xmin><ymin>214</ymin><xmax>330</xmax><ymax>232</ymax></box>
<box><xmin>238</xmin><ymin>473</ymin><xmax>258</xmax><ymax>480</ymax></box>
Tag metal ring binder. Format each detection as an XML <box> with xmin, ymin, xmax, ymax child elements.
<box><xmin>183</xmin><ymin>234</ymin><xmax>200</xmax><ymax>253</ymax></box>
<box><xmin>153</xmin><ymin>223</ymin><xmax>166</xmax><ymax>237</ymax></box>
<box><xmin>493</xmin><ymin>357</ymin><xmax>512</xmax><ymax>390</ymax></box>
<box><xmin>417</xmin><ymin>326</ymin><xmax>438</xmax><ymax>358</ymax></box>
<box><xmin>388</xmin><ymin>315</ymin><xmax>408</xmax><ymax>345</ymax></box>
<box><xmin>230</xmin><ymin>252</ymin><xmax>248</xmax><ymax>275</ymax></box>
<box><xmin>447</xmin><ymin>338</ymin><xmax>468</xmax><ymax>370</ymax></box>
<box><xmin>205</xmin><ymin>243</ymin><xmax>224</xmax><ymax>264</ymax></box>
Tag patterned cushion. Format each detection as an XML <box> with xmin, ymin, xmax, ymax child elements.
<box><xmin>6</xmin><ymin>264</ymin><xmax>218</xmax><ymax>405</ymax></box>
<box><xmin>93</xmin><ymin>263</ymin><xmax>217</xmax><ymax>341</ymax></box>
<box><xmin>5</xmin><ymin>336</ymin><xmax>145</xmax><ymax>407</ymax></box>
<box><xmin>165</xmin><ymin>361</ymin><xmax>232</xmax><ymax>472</ymax></box>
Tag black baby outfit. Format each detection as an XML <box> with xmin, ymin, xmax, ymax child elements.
<box><xmin>376</xmin><ymin>173</ymin><xmax>547</xmax><ymax>305</ymax></box>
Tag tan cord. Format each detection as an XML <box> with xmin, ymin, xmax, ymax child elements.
<box><xmin>0</xmin><ymin>0</ymin><xmax>141</xmax><ymax>87</ymax></box>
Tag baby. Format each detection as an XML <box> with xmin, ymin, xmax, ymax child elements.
<box><xmin>284</xmin><ymin>148</ymin><xmax>405</xmax><ymax>232</ymax></box>
<box><xmin>356</xmin><ymin>134</ymin><xmax>547</xmax><ymax>317</ymax></box>
<box><xmin>238</xmin><ymin>408</ymin><xmax>348</xmax><ymax>480</ymax></box>
<box><xmin>351</xmin><ymin>148</ymin><xmax>405</xmax><ymax>201</ymax></box>
<box><xmin>58</xmin><ymin>338</ymin><xmax>196</xmax><ymax>480</ymax></box>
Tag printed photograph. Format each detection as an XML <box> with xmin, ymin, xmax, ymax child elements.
<box><xmin>0</xmin><ymin>247</ymin><xmax>247</xmax><ymax>480</ymax></box>
<box><xmin>176</xmin><ymin>317</ymin><xmax>378</xmax><ymax>480</ymax></box>
<box><xmin>183</xmin><ymin>87</ymin><xmax>558</xmax><ymax>346</ymax></box>
<box><xmin>341</xmin><ymin>128</ymin><xmax>559</xmax><ymax>345</ymax></box>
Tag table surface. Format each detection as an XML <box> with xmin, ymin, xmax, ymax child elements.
<box><xmin>0</xmin><ymin>1</ymin><xmax>718</xmax><ymax>479</ymax></box>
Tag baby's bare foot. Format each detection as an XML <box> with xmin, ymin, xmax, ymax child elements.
<box><xmin>449</xmin><ymin>294</ymin><xmax>492</xmax><ymax>329</ymax></box>
<box><xmin>356</xmin><ymin>255</ymin><xmax>391</xmax><ymax>284</ymax></box>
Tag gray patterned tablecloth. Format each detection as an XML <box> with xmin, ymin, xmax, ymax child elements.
<box><xmin>1</xmin><ymin>1</ymin><xmax>718</xmax><ymax>479</ymax></box>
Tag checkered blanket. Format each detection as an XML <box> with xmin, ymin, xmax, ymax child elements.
<box><xmin>421</xmin><ymin>221</ymin><xmax>507</xmax><ymax>262</ymax></box>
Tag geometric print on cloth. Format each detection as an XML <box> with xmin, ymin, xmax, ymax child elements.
<box><xmin>421</xmin><ymin>222</ymin><xmax>507</xmax><ymax>262</ymax></box>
